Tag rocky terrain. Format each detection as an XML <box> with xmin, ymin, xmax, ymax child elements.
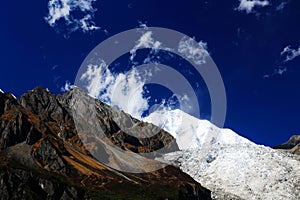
<box><xmin>0</xmin><ymin>87</ymin><xmax>211</xmax><ymax>200</ymax></box>
<box><xmin>274</xmin><ymin>135</ymin><xmax>300</xmax><ymax>155</ymax></box>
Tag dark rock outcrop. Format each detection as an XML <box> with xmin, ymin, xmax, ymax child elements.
<box><xmin>274</xmin><ymin>135</ymin><xmax>300</xmax><ymax>155</ymax></box>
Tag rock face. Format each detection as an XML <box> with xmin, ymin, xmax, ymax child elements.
<box><xmin>274</xmin><ymin>135</ymin><xmax>300</xmax><ymax>155</ymax></box>
<box><xmin>0</xmin><ymin>87</ymin><xmax>211</xmax><ymax>200</ymax></box>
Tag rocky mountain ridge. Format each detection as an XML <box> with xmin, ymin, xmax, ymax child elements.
<box><xmin>0</xmin><ymin>87</ymin><xmax>211</xmax><ymax>199</ymax></box>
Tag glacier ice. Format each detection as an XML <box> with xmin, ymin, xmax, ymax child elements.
<box><xmin>153</xmin><ymin>109</ymin><xmax>300</xmax><ymax>200</ymax></box>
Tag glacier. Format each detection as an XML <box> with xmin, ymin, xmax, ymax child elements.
<box><xmin>144</xmin><ymin>109</ymin><xmax>300</xmax><ymax>200</ymax></box>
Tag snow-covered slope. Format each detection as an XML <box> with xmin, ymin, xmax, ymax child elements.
<box><xmin>163</xmin><ymin>143</ymin><xmax>300</xmax><ymax>200</ymax></box>
<box><xmin>147</xmin><ymin>109</ymin><xmax>300</xmax><ymax>199</ymax></box>
<box><xmin>144</xmin><ymin>109</ymin><xmax>251</xmax><ymax>150</ymax></box>
<box><xmin>0</xmin><ymin>89</ymin><xmax>16</xmax><ymax>99</ymax></box>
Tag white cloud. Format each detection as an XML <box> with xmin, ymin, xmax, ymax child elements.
<box><xmin>130</xmin><ymin>31</ymin><xmax>162</xmax><ymax>61</ymax></box>
<box><xmin>80</xmin><ymin>61</ymin><xmax>149</xmax><ymax>119</ymax></box>
<box><xmin>45</xmin><ymin>0</ymin><xmax>100</xmax><ymax>33</ymax></box>
<box><xmin>109</xmin><ymin>69</ymin><xmax>149</xmax><ymax>119</ymax></box>
<box><xmin>129</xmin><ymin>27</ymin><xmax>177</xmax><ymax>65</ymax></box>
<box><xmin>264</xmin><ymin>45</ymin><xmax>300</xmax><ymax>79</ymax></box>
<box><xmin>236</xmin><ymin>0</ymin><xmax>270</xmax><ymax>14</ymax></box>
<box><xmin>275</xmin><ymin>67</ymin><xmax>287</xmax><ymax>75</ymax></box>
<box><xmin>281</xmin><ymin>45</ymin><xmax>300</xmax><ymax>63</ymax></box>
<box><xmin>79</xmin><ymin>30</ymin><xmax>208</xmax><ymax>121</ymax></box>
<box><xmin>78</xmin><ymin>14</ymin><xmax>100</xmax><ymax>32</ymax></box>
<box><xmin>61</xmin><ymin>80</ymin><xmax>73</xmax><ymax>92</ymax></box>
<box><xmin>79</xmin><ymin>62</ymin><xmax>192</xmax><ymax>120</ymax></box>
<box><xmin>178</xmin><ymin>37</ymin><xmax>209</xmax><ymax>65</ymax></box>
<box><xmin>80</xmin><ymin>60</ymin><xmax>114</xmax><ymax>99</ymax></box>
<box><xmin>137</xmin><ymin>20</ymin><xmax>148</xmax><ymax>29</ymax></box>
<box><xmin>46</xmin><ymin>0</ymin><xmax>71</xmax><ymax>26</ymax></box>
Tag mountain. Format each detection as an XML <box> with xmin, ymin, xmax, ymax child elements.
<box><xmin>274</xmin><ymin>135</ymin><xmax>300</xmax><ymax>155</ymax></box>
<box><xmin>156</xmin><ymin>109</ymin><xmax>300</xmax><ymax>200</ymax></box>
<box><xmin>144</xmin><ymin>109</ymin><xmax>251</xmax><ymax>150</ymax></box>
<box><xmin>0</xmin><ymin>87</ymin><xmax>211</xmax><ymax>200</ymax></box>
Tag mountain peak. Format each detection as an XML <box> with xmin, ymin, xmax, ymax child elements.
<box><xmin>144</xmin><ymin>108</ymin><xmax>252</xmax><ymax>150</ymax></box>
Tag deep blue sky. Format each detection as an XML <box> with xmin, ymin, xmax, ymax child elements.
<box><xmin>0</xmin><ymin>0</ymin><xmax>299</xmax><ymax>146</ymax></box>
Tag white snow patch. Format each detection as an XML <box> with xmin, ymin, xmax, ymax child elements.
<box><xmin>40</xmin><ymin>182</ymin><xmax>45</xmax><ymax>190</ymax></box>
<box><xmin>0</xmin><ymin>89</ymin><xmax>3</xmax><ymax>93</ymax></box>
<box><xmin>11</xmin><ymin>93</ymin><xmax>16</xmax><ymax>99</ymax></box>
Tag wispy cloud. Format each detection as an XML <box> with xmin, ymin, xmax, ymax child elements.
<box><xmin>130</xmin><ymin>31</ymin><xmax>162</xmax><ymax>61</ymax></box>
<box><xmin>129</xmin><ymin>24</ymin><xmax>175</xmax><ymax>65</ymax></box>
<box><xmin>61</xmin><ymin>80</ymin><xmax>73</xmax><ymax>92</ymax></box>
<box><xmin>236</xmin><ymin>0</ymin><xmax>270</xmax><ymax>14</ymax></box>
<box><xmin>263</xmin><ymin>66</ymin><xmax>287</xmax><ymax>78</ymax></box>
<box><xmin>264</xmin><ymin>45</ymin><xmax>300</xmax><ymax>78</ymax></box>
<box><xmin>45</xmin><ymin>0</ymin><xmax>100</xmax><ymax>33</ymax></box>
<box><xmin>276</xmin><ymin>1</ymin><xmax>288</xmax><ymax>11</ymax></box>
<box><xmin>280</xmin><ymin>45</ymin><xmax>300</xmax><ymax>63</ymax></box>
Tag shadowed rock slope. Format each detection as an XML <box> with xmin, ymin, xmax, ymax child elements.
<box><xmin>274</xmin><ymin>135</ymin><xmax>300</xmax><ymax>155</ymax></box>
<box><xmin>0</xmin><ymin>87</ymin><xmax>211</xmax><ymax>200</ymax></box>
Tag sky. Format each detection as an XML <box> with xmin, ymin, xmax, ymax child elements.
<box><xmin>0</xmin><ymin>0</ymin><xmax>300</xmax><ymax>146</ymax></box>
